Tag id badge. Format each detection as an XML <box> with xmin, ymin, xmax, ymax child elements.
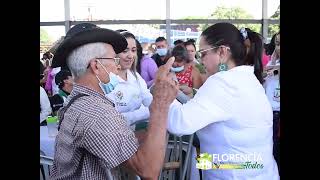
<box><xmin>273</xmin><ymin>88</ymin><xmax>280</xmax><ymax>102</ymax></box>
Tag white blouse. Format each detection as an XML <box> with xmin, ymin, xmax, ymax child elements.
<box><xmin>264</xmin><ymin>74</ymin><xmax>280</xmax><ymax>111</ymax></box>
<box><xmin>51</xmin><ymin>67</ymin><xmax>61</xmax><ymax>95</ymax></box>
<box><xmin>40</xmin><ymin>86</ymin><xmax>52</xmax><ymax>123</ymax></box>
<box><xmin>167</xmin><ymin>66</ymin><xmax>279</xmax><ymax>180</ymax></box>
<box><xmin>106</xmin><ymin>70</ymin><xmax>153</xmax><ymax>126</ymax></box>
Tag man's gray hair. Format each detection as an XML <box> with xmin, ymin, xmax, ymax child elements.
<box><xmin>67</xmin><ymin>42</ymin><xmax>107</xmax><ymax>78</ymax></box>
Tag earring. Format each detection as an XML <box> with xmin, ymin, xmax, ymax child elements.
<box><xmin>218</xmin><ymin>60</ymin><xmax>228</xmax><ymax>72</ymax></box>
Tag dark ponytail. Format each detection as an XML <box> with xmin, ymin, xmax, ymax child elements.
<box><xmin>135</xmin><ymin>39</ymin><xmax>143</xmax><ymax>75</ymax></box>
<box><xmin>266</xmin><ymin>33</ymin><xmax>277</xmax><ymax>55</ymax></box>
<box><xmin>243</xmin><ymin>28</ymin><xmax>264</xmax><ymax>84</ymax></box>
<box><xmin>201</xmin><ymin>23</ymin><xmax>264</xmax><ymax>84</ymax></box>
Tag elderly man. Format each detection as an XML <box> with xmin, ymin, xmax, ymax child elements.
<box><xmin>49</xmin><ymin>24</ymin><xmax>178</xmax><ymax>179</ymax></box>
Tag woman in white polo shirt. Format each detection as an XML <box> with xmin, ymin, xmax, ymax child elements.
<box><xmin>167</xmin><ymin>23</ymin><xmax>279</xmax><ymax>179</ymax></box>
<box><xmin>106</xmin><ymin>30</ymin><xmax>152</xmax><ymax>128</ymax></box>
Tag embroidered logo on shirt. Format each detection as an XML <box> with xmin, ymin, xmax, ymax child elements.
<box><xmin>273</xmin><ymin>87</ymin><xmax>280</xmax><ymax>102</ymax></box>
<box><xmin>115</xmin><ymin>91</ymin><xmax>123</xmax><ymax>101</ymax></box>
<box><xmin>115</xmin><ymin>91</ymin><xmax>127</xmax><ymax>107</ymax></box>
<box><xmin>273</xmin><ymin>81</ymin><xmax>280</xmax><ymax>102</ymax></box>
<box><xmin>116</xmin><ymin>102</ymin><xmax>127</xmax><ymax>106</ymax></box>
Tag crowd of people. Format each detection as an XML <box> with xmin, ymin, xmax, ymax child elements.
<box><xmin>40</xmin><ymin>22</ymin><xmax>280</xmax><ymax>180</ymax></box>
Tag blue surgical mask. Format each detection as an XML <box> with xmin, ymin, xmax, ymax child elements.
<box><xmin>171</xmin><ymin>66</ymin><xmax>184</xmax><ymax>73</ymax></box>
<box><xmin>96</xmin><ymin>61</ymin><xmax>120</xmax><ymax>95</ymax></box>
<box><xmin>156</xmin><ymin>48</ymin><xmax>168</xmax><ymax>56</ymax></box>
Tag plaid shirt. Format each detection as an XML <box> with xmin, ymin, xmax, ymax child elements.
<box><xmin>50</xmin><ymin>84</ymin><xmax>139</xmax><ymax>180</ymax></box>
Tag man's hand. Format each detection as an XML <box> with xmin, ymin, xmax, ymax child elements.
<box><xmin>152</xmin><ymin>57</ymin><xmax>179</xmax><ymax>108</ymax></box>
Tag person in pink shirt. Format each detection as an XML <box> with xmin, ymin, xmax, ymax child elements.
<box><xmin>45</xmin><ymin>66</ymin><xmax>61</xmax><ymax>96</ymax></box>
<box><xmin>262</xmin><ymin>45</ymin><xmax>269</xmax><ymax>68</ymax></box>
<box><xmin>44</xmin><ymin>67</ymin><xmax>53</xmax><ymax>95</ymax></box>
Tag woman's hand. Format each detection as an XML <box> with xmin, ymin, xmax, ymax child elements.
<box><xmin>179</xmin><ymin>84</ymin><xmax>193</xmax><ymax>95</ymax></box>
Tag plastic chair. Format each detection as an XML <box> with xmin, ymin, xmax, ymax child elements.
<box><xmin>159</xmin><ymin>133</ymin><xmax>194</xmax><ymax>180</ymax></box>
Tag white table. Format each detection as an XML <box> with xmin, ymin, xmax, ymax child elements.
<box><xmin>40</xmin><ymin>126</ymin><xmax>56</xmax><ymax>157</ymax></box>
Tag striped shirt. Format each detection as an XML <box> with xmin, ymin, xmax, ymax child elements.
<box><xmin>50</xmin><ymin>84</ymin><xmax>139</xmax><ymax>180</ymax></box>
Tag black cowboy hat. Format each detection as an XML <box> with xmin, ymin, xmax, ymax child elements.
<box><xmin>51</xmin><ymin>24</ymin><xmax>127</xmax><ymax>68</ymax></box>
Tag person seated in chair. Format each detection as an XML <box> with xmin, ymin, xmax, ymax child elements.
<box><xmin>49</xmin><ymin>70</ymin><xmax>74</xmax><ymax>115</ymax></box>
<box><xmin>40</xmin><ymin>86</ymin><xmax>52</xmax><ymax>126</ymax></box>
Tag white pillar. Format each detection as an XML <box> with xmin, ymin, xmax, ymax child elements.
<box><xmin>64</xmin><ymin>0</ymin><xmax>71</xmax><ymax>34</ymax></box>
<box><xmin>262</xmin><ymin>0</ymin><xmax>268</xmax><ymax>42</ymax></box>
<box><xmin>166</xmin><ymin>0</ymin><xmax>171</xmax><ymax>46</ymax></box>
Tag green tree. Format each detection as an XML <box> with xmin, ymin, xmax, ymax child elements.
<box><xmin>201</xmin><ymin>6</ymin><xmax>261</xmax><ymax>33</ymax></box>
<box><xmin>40</xmin><ymin>28</ymin><xmax>52</xmax><ymax>44</ymax></box>
<box><xmin>269</xmin><ymin>5</ymin><xmax>280</xmax><ymax>38</ymax></box>
<box><xmin>182</xmin><ymin>16</ymin><xmax>207</xmax><ymax>32</ymax></box>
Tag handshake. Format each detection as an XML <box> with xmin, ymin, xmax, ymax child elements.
<box><xmin>149</xmin><ymin>57</ymin><xmax>179</xmax><ymax>108</ymax></box>
<box><xmin>149</xmin><ymin>57</ymin><xmax>191</xmax><ymax>105</ymax></box>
